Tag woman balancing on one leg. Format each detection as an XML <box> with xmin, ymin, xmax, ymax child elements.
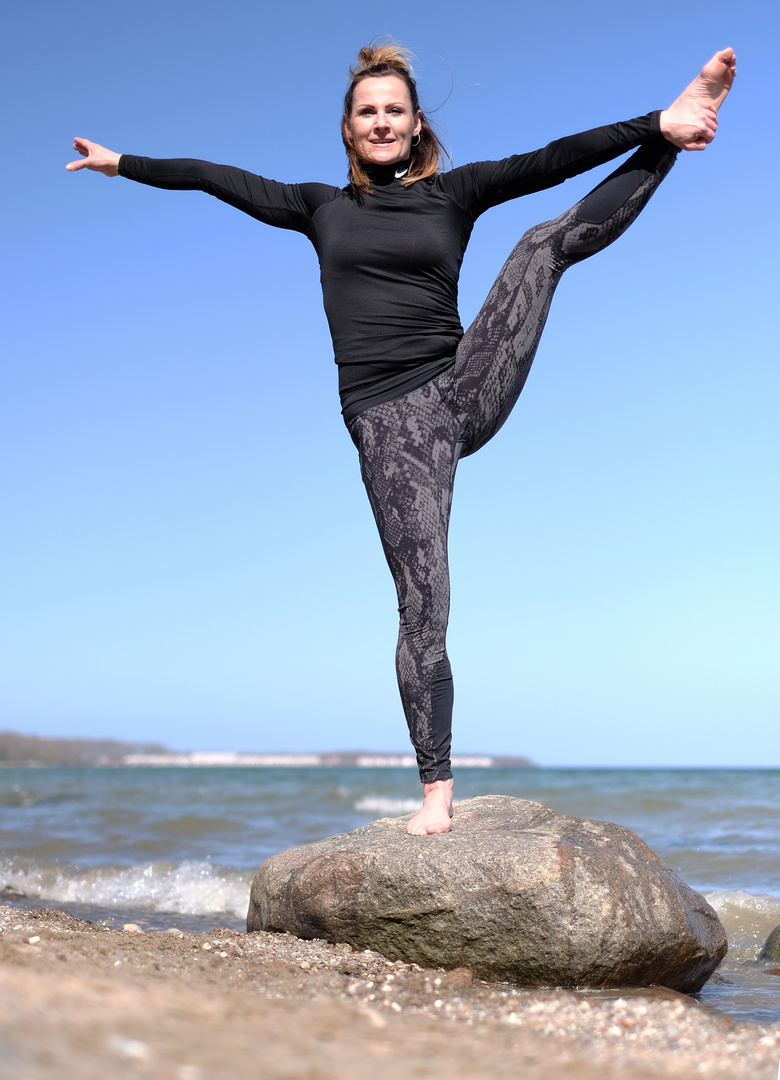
<box><xmin>68</xmin><ymin>45</ymin><xmax>736</xmax><ymax>835</ymax></box>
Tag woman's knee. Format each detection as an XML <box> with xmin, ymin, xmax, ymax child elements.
<box><xmin>398</xmin><ymin>602</ymin><xmax>449</xmax><ymax>654</ymax></box>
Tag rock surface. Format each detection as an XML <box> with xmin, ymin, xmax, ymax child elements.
<box><xmin>248</xmin><ymin>795</ymin><xmax>727</xmax><ymax>992</ymax></box>
<box><xmin>760</xmin><ymin>924</ymin><xmax>780</xmax><ymax>960</ymax></box>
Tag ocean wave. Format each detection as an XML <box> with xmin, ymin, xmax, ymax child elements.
<box><xmin>0</xmin><ymin>858</ymin><xmax>252</xmax><ymax>919</ymax></box>
<box><xmin>0</xmin><ymin>787</ymin><xmax>80</xmax><ymax>809</ymax></box>
<box><xmin>705</xmin><ymin>890</ymin><xmax>780</xmax><ymax>961</ymax></box>
<box><xmin>3</xmin><ymin>855</ymin><xmax>779</xmax><ymax>961</ymax></box>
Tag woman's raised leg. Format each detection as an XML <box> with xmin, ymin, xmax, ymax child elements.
<box><xmin>452</xmin><ymin>46</ymin><xmax>736</xmax><ymax>453</ymax></box>
<box><xmin>452</xmin><ymin>139</ymin><xmax>680</xmax><ymax>454</ymax></box>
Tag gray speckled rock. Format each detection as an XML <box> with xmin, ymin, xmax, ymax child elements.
<box><xmin>247</xmin><ymin>795</ymin><xmax>726</xmax><ymax>991</ymax></box>
<box><xmin>760</xmin><ymin>925</ymin><xmax>780</xmax><ymax>961</ymax></box>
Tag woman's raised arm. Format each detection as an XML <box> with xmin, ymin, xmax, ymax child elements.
<box><xmin>66</xmin><ymin>137</ymin><xmax>121</xmax><ymax>177</ymax></box>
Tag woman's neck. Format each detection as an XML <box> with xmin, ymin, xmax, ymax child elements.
<box><xmin>363</xmin><ymin>159</ymin><xmax>411</xmax><ymax>186</ymax></box>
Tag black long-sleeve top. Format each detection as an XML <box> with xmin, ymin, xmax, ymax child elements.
<box><xmin>118</xmin><ymin>111</ymin><xmax>663</xmax><ymax>420</ymax></box>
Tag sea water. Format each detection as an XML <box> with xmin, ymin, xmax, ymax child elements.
<box><xmin>1</xmin><ymin>765</ymin><xmax>779</xmax><ymax>1025</ymax></box>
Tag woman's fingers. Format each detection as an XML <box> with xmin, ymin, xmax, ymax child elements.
<box><xmin>701</xmin><ymin>104</ymin><xmax>718</xmax><ymax>139</ymax></box>
<box><xmin>67</xmin><ymin>137</ymin><xmax>94</xmax><ymax>170</ymax></box>
<box><xmin>66</xmin><ymin>137</ymin><xmax>89</xmax><ymax>170</ymax></box>
<box><xmin>690</xmin><ymin>107</ymin><xmax>718</xmax><ymax>150</ymax></box>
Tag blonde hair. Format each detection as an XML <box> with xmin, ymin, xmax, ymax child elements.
<box><xmin>342</xmin><ymin>41</ymin><xmax>446</xmax><ymax>193</ymax></box>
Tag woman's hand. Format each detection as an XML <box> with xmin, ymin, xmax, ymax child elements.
<box><xmin>66</xmin><ymin>138</ymin><xmax>121</xmax><ymax>176</ymax></box>
<box><xmin>659</xmin><ymin>101</ymin><xmax>718</xmax><ymax>151</ymax></box>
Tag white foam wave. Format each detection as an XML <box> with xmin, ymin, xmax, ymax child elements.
<box><xmin>705</xmin><ymin>891</ymin><xmax>780</xmax><ymax>961</ymax></box>
<box><xmin>1</xmin><ymin>859</ymin><xmax>251</xmax><ymax>918</ymax></box>
<box><xmin>4</xmin><ymin>859</ymin><xmax>777</xmax><ymax>958</ymax></box>
<box><xmin>354</xmin><ymin>797</ymin><xmax>420</xmax><ymax>815</ymax></box>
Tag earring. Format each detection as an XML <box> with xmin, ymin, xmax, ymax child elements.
<box><xmin>412</xmin><ymin>134</ymin><xmax>421</xmax><ymax>147</ymax></box>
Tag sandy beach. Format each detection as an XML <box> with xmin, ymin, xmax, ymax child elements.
<box><xmin>1</xmin><ymin>904</ymin><xmax>778</xmax><ymax>1080</ymax></box>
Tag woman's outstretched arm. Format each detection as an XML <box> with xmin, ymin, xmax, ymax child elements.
<box><xmin>66</xmin><ymin>137</ymin><xmax>121</xmax><ymax>177</ymax></box>
<box><xmin>444</xmin><ymin>48</ymin><xmax>736</xmax><ymax>218</ymax></box>
<box><xmin>66</xmin><ymin>140</ymin><xmax>337</xmax><ymax>236</ymax></box>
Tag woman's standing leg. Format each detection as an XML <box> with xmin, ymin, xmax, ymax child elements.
<box><xmin>349</xmin><ymin>379</ymin><xmax>463</xmax><ymax>833</ymax></box>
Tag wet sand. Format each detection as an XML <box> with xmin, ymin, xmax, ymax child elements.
<box><xmin>1</xmin><ymin>904</ymin><xmax>778</xmax><ymax>1080</ymax></box>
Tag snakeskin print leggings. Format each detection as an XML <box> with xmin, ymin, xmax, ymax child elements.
<box><xmin>348</xmin><ymin>142</ymin><xmax>679</xmax><ymax>783</ymax></box>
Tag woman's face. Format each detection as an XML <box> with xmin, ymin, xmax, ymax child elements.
<box><xmin>344</xmin><ymin>74</ymin><xmax>422</xmax><ymax>167</ymax></box>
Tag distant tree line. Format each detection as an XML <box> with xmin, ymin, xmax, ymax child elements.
<box><xmin>0</xmin><ymin>730</ymin><xmax>168</xmax><ymax>765</ymax></box>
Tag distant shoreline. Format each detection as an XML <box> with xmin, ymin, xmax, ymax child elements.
<box><xmin>120</xmin><ymin>751</ymin><xmax>535</xmax><ymax>769</ymax></box>
<box><xmin>0</xmin><ymin>751</ymin><xmax>535</xmax><ymax>770</ymax></box>
<box><xmin>0</xmin><ymin>731</ymin><xmax>532</xmax><ymax>769</ymax></box>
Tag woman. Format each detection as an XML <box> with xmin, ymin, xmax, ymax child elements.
<box><xmin>68</xmin><ymin>44</ymin><xmax>735</xmax><ymax>835</ymax></box>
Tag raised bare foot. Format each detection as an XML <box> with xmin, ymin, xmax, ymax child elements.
<box><xmin>406</xmin><ymin>778</ymin><xmax>453</xmax><ymax>836</ymax></box>
<box><xmin>682</xmin><ymin>48</ymin><xmax>736</xmax><ymax>111</ymax></box>
<box><xmin>660</xmin><ymin>48</ymin><xmax>736</xmax><ymax>151</ymax></box>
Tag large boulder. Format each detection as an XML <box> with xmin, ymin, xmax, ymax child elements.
<box><xmin>247</xmin><ymin>795</ymin><xmax>726</xmax><ymax>992</ymax></box>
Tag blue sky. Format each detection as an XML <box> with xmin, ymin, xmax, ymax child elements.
<box><xmin>3</xmin><ymin>0</ymin><xmax>777</xmax><ymax>765</ymax></box>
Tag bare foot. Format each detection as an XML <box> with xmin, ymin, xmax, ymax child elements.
<box><xmin>660</xmin><ymin>48</ymin><xmax>736</xmax><ymax>151</ymax></box>
<box><xmin>406</xmin><ymin>778</ymin><xmax>453</xmax><ymax>835</ymax></box>
<box><xmin>680</xmin><ymin>48</ymin><xmax>736</xmax><ymax>112</ymax></box>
